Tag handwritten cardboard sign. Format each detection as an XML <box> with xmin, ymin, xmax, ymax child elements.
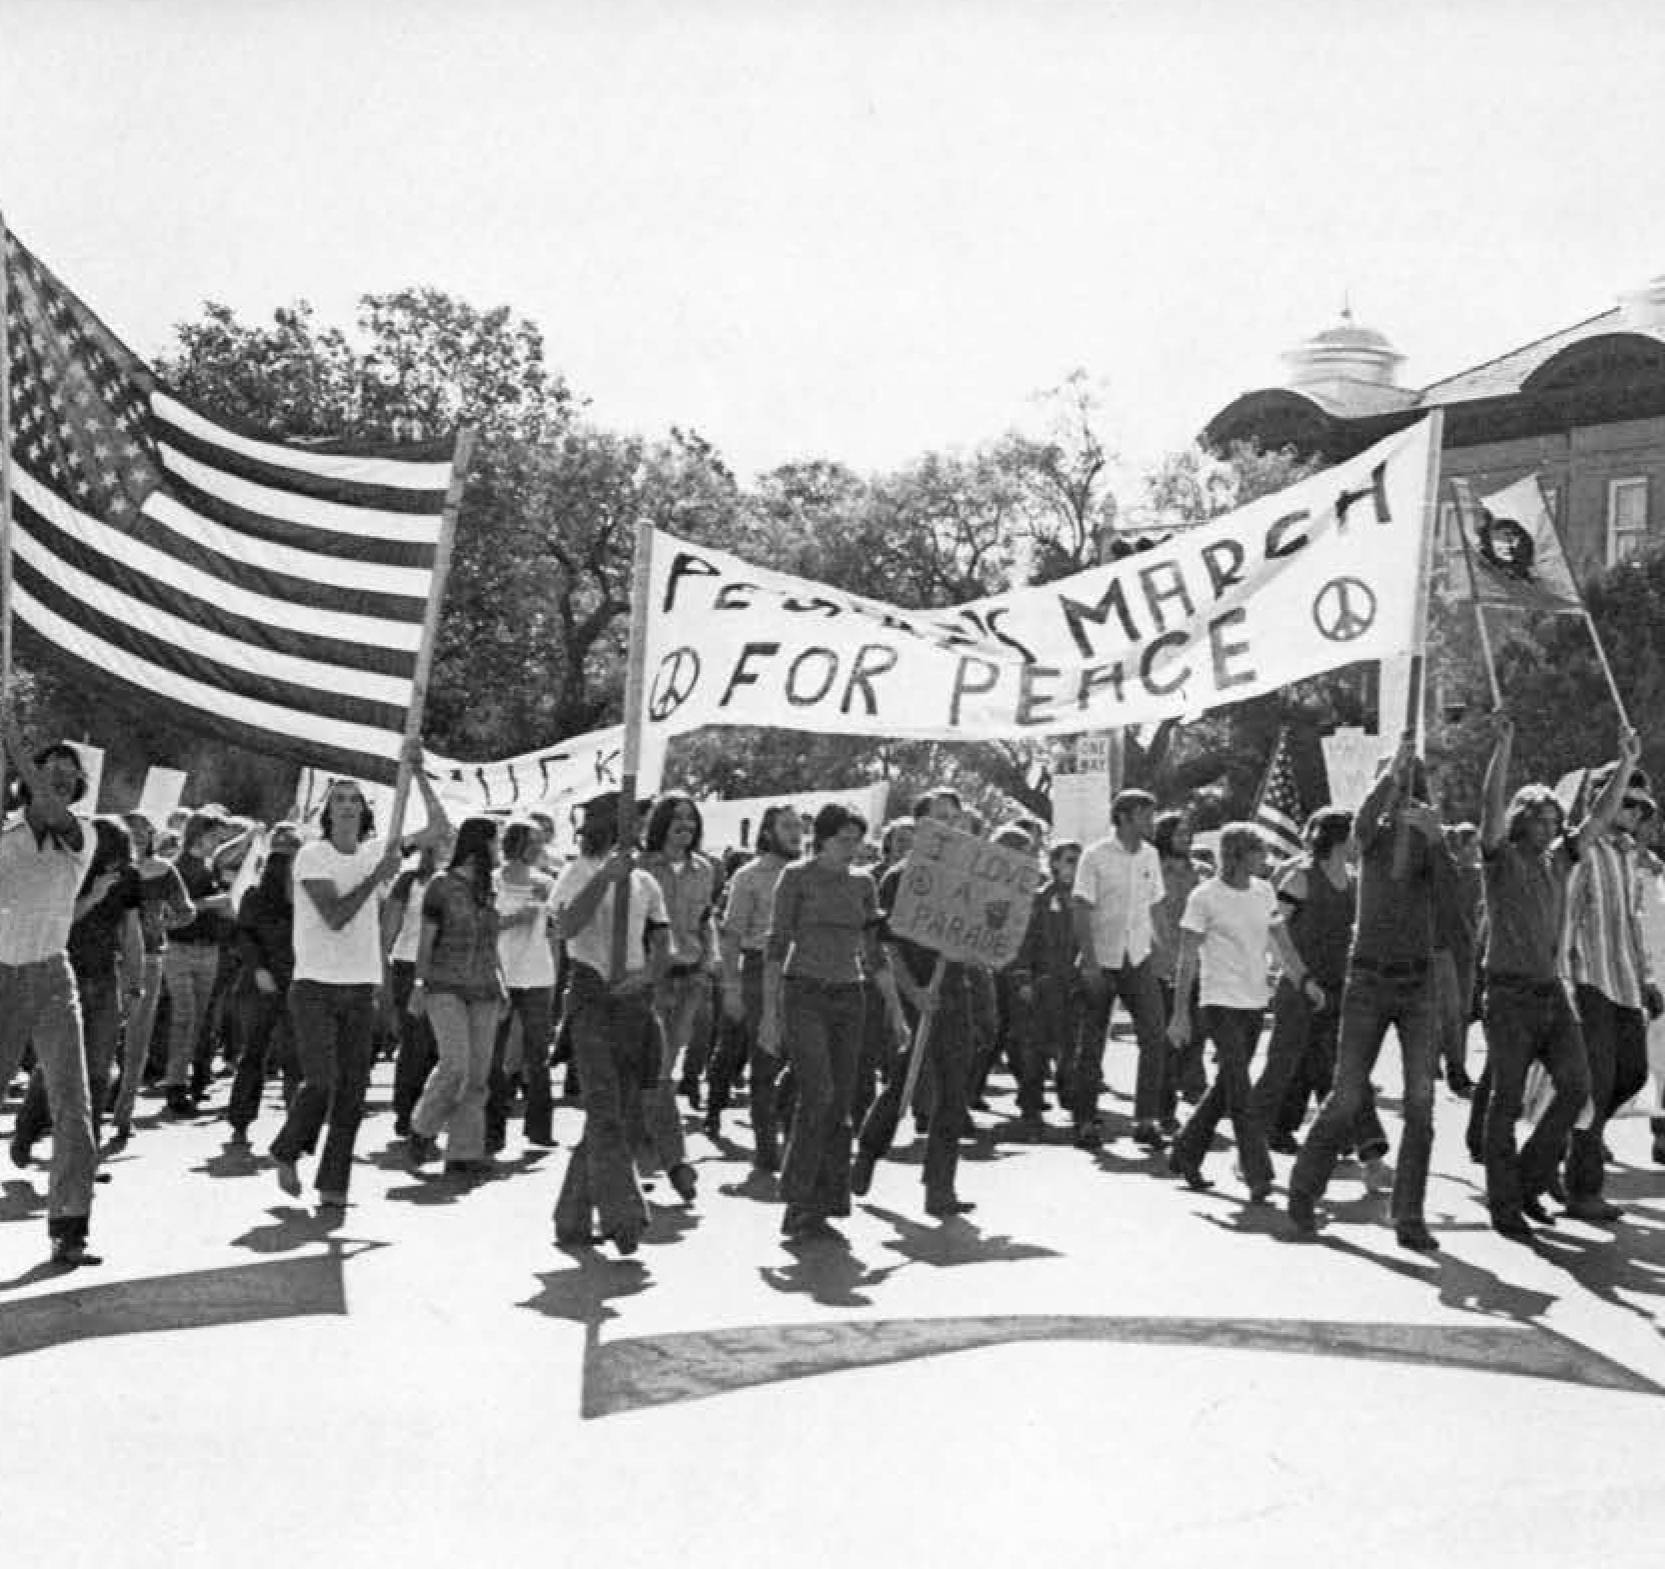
<box><xmin>889</xmin><ymin>819</ymin><xmax>1043</xmax><ymax>969</ymax></box>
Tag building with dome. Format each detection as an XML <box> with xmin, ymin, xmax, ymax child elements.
<box><xmin>1202</xmin><ymin>282</ymin><xmax>1665</xmax><ymax>579</ymax></box>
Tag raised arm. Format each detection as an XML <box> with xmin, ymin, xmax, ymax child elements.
<box><xmin>1574</xmin><ymin>727</ymin><xmax>1644</xmax><ymax>851</ymax></box>
<box><xmin>1480</xmin><ymin>713</ymin><xmax>1514</xmax><ymax>853</ymax></box>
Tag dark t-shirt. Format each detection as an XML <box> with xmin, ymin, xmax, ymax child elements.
<box><xmin>1483</xmin><ymin>838</ymin><xmax>1575</xmax><ymax>982</ymax></box>
<box><xmin>170</xmin><ymin>853</ymin><xmax>229</xmax><ymax>946</ymax></box>
<box><xmin>68</xmin><ymin>865</ymin><xmax>141</xmax><ymax>978</ymax></box>
<box><xmin>1352</xmin><ymin>808</ymin><xmax>1454</xmax><ymax>966</ymax></box>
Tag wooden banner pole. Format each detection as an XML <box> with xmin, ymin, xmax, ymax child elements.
<box><xmin>1392</xmin><ymin>409</ymin><xmax>1445</xmax><ymax>879</ymax></box>
<box><xmin>1450</xmin><ymin>478</ymin><xmax>1503</xmax><ymax>709</ymax></box>
<box><xmin>897</xmin><ymin>955</ymin><xmax>947</xmax><ymax>1123</ymax></box>
<box><xmin>384</xmin><ymin>425</ymin><xmax>474</xmax><ymax>849</ymax></box>
<box><xmin>609</xmin><ymin>516</ymin><xmax>656</xmax><ymax>981</ymax></box>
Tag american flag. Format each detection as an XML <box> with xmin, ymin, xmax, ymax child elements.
<box><xmin>1</xmin><ymin>227</ymin><xmax>459</xmax><ymax>783</ymax></box>
<box><xmin>1252</xmin><ymin>726</ymin><xmax>1309</xmax><ymax>860</ymax></box>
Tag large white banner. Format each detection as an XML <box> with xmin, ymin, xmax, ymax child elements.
<box><xmin>294</xmin><ymin>722</ymin><xmax>645</xmax><ymax>833</ymax></box>
<box><xmin>640</xmin><ymin>419</ymin><xmax>1435</xmax><ymax>749</ymax></box>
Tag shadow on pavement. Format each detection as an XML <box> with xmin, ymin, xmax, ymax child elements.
<box><xmin>230</xmin><ymin>1204</ymin><xmax>356</xmax><ymax>1254</ymax></box>
<box><xmin>759</xmin><ymin>1231</ymin><xmax>902</xmax><ymax>1309</ymax></box>
<box><xmin>0</xmin><ymin>1240</ymin><xmax>378</xmax><ymax>1358</ymax></box>
<box><xmin>863</xmin><ymin>1204</ymin><xmax>1060</xmax><ymax>1269</ymax></box>
<box><xmin>0</xmin><ymin>1179</ymin><xmax>46</xmax><ymax>1225</ymax></box>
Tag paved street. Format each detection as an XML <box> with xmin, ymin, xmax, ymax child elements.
<box><xmin>4</xmin><ymin>1038</ymin><xmax>1663</xmax><ymax>1569</ymax></box>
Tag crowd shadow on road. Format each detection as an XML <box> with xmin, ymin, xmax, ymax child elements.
<box><xmin>230</xmin><ymin>1203</ymin><xmax>353</xmax><ymax>1254</ymax></box>
<box><xmin>0</xmin><ymin>1239</ymin><xmax>377</xmax><ymax>1357</ymax></box>
<box><xmin>0</xmin><ymin>1178</ymin><xmax>46</xmax><ymax>1226</ymax></box>
<box><xmin>862</xmin><ymin>1204</ymin><xmax>1060</xmax><ymax>1271</ymax></box>
<box><xmin>759</xmin><ymin>1232</ymin><xmax>904</xmax><ymax>1309</ymax></box>
<box><xmin>382</xmin><ymin>1150</ymin><xmax>551</xmax><ymax>1209</ymax></box>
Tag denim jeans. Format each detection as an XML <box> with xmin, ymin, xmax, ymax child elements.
<box><xmin>161</xmin><ymin>942</ymin><xmax>221</xmax><ymax>1089</ymax></box>
<box><xmin>857</xmin><ymin>970</ymin><xmax>971</xmax><ymax>1205</ymax></box>
<box><xmin>18</xmin><ymin>967</ymin><xmax>120</xmax><ymax>1147</ymax></box>
<box><xmin>1290</xmin><ymin>966</ymin><xmax>1437</xmax><ymax>1224</ymax></box>
<box><xmin>227</xmin><ymin>987</ymin><xmax>299</xmax><ymax>1133</ymax></box>
<box><xmin>414</xmin><ymin>992</ymin><xmax>501</xmax><ymax>1160</ymax></box>
<box><xmin>1250</xmin><ymin>977</ymin><xmax>1345</xmax><ymax>1140</ymax></box>
<box><xmin>112</xmin><ymin>952</ymin><xmax>164</xmax><ymax>1129</ymax></box>
<box><xmin>389</xmin><ymin>959</ymin><xmax>438</xmax><ymax>1130</ymax></box>
<box><xmin>0</xmin><ymin>956</ymin><xmax>95</xmax><ymax>1227</ymax></box>
<box><xmin>707</xmin><ymin>953</ymin><xmax>783</xmax><ymax>1162</ymax></box>
<box><xmin>270</xmin><ymin>980</ymin><xmax>377</xmax><ymax>1196</ymax></box>
<box><xmin>1566</xmin><ymin>984</ymin><xmax>1649</xmax><ymax>1200</ymax></box>
<box><xmin>1479</xmin><ymin>977</ymin><xmax>1588</xmax><ymax>1219</ymax></box>
<box><xmin>488</xmin><ymin>985</ymin><xmax>554</xmax><ymax>1146</ymax></box>
<box><xmin>1070</xmin><ymin>955</ymin><xmax>1167</xmax><ymax>1127</ymax></box>
<box><xmin>553</xmin><ymin>965</ymin><xmax>650</xmax><ymax>1242</ymax></box>
<box><xmin>780</xmin><ymin>977</ymin><xmax>864</xmax><ymax>1218</ymax></box>
<box><xmin>1014</xmin><ymin>973</ymin><xmax>1078</xmax><ymax>1117</ymax></box>
<box><xmin>1173</xmin><ymin>1005</ymin><xmax>1273</xmax><ymax>1190</ymax></box>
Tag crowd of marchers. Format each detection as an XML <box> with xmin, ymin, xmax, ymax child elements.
<box><xmin>0</xmin><ymin>699</ymin><xmax>1660</xmax><ymax>1268</ymax></box>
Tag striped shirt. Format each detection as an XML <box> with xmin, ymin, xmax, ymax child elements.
<box><xmin>1566</xmin><ymin>831</ymin><xmax>1653</xmax><ymax>1010</ymax></box>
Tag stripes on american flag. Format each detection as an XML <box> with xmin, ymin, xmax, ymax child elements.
<box><xmin>1252</xmin><ymin>726</ymin><xmax>1308</xmax><ymax>860</ymax></box>
<box><xmin>2</xmin><ymin>228</ymin><xmax>457</xmax><ymax>784</ymax></box>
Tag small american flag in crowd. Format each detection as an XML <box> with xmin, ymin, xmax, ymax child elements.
<box><xmin>2</xmin><ymin>227</ymin><xmax>459</xmax><ymax>783</ymax></box>
<box><xmin>1253</xmin><ymin>726</ymin><xmax>1309</xmax><ymax>860</ymax></box>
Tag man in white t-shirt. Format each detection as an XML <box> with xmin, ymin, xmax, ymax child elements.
<box><xmin>551</xmin><ymin>791</ymin><xmax>671</xmax><ymax>1256</ymax></box>
<box><xmin>1165</xmin><ymin>822</ymin><xmax>1298</xmax><ymax>1201</ymax></box>
<box><xmin>0</xmin><ymin>707</ymin><xmax>100</xmax><ymax>1267</ymax></box>
<box><xmin>1070</xmin><ymin>789</ymin><xmax>1170</xmax><ymax>1151</ymax></box>
<box><xmin>269</xmin><ymin>759</ymin><xmax>445</xmax><ymax>1206</ymax></box>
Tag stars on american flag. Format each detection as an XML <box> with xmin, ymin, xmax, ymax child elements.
<box><xmin>5</xmin><ymin>231</ymin><xmax>162</xmax><ymax>526</ymax></box>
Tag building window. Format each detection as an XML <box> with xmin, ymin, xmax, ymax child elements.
<box><xmin>1608</xmin><ymin>477</ymin><xmax>1650</xmax><ymax>563</ymax></box>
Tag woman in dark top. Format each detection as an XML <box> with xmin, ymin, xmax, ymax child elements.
<box><xmin>11</xmin><ymin>817</ymin><xmax>144</xmax><ymax>1163</ymax></box>
<box><xmin>407</xmin><ymin>817</ymin><xmax>506</xmax><ymax>1176</ymax></box>
<box><xmin>761</xmin><ymin>803</ymin><xmax>906</xmax><ymax>1239</ymax></box>
<box><xmin>226</xmin><ymin>825</ymin><xmax>304</xmax><ymax>1147</ymax></box>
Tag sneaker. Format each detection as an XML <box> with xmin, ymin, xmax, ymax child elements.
<box><xmin>1166</xmin><ymin>1148</ymin><xmax>1214</xmax><ymax>1192</ymax></box>
<box><xmin>1563</xmin><ymin>1195</ymin><xmax>1623</xmax><ymax>1223</ymax></box>
<box><xmin>226</xmin><ymin>1126</ymin><xmax>251</xmax><ymax>1151</ymax></box>
<box><xmin>1132</xmin><ymin>1120</ymin><xmax>1169</xmax><ymax>1151</ymax></box>
<box><xmin>668</xmin><ymin>1162</ymin><xmax>698</xmax><ymax>1205</ymax></box>
<box><xmin>1395</xmin><ymin>1221</ymin><xmax>1440</xmax><ymax>1253</ymax></box>
<box><xmin>50</xmin><ymin>1236</ymin><xmax>103</xmax><ymax>1268</ymax></box>
<box><xmin>406</xmin><ymin>1132</ymin><xmax>439</xmax><ymax>1170</ymax></box>
<box><xmin>1491</xmin><ymin>1209</ymin><xmax>1536</xmax><ymax>1242</ymax></box>
<box><xmin>850</xmin><ymin>1150</ymin><xmax>876</xmax><ymax>1196</ymax></box>
<box><xmin>1521</xmin><ymin>1194</ymin><xmax>1557</xmax><ymax>1227</ymax></box>
<box><xmin>1013</xmin><ymin>1113</ymin><xmax>1047</xmax><ymax>1143</ymax></box>
<box><xmin>1287</xmin><ymin>1191</ymin><xmax>1318</xmax><ymax>1236</ymax></box>
<box><xmin>1072</xmin><ymin>1120</ymin><xmax>1104</xmax><ymax>1150</ymax></box>
<box><xmin>272</xmin><ymin>1156</ymin><xmax>302</xmax><ymax>1198</ymax></box>
<box><xmin>925</xmin><ymin>1195</ymin><xmax>976</xmax><ymax>1218</ymax></box>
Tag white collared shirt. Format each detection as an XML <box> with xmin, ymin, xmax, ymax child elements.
<box><xmin>1074</xmin><ymin>834</ymin><xmax>1163</xmax><ymax>967</ymax></box>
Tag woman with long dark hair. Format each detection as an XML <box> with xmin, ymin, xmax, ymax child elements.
<box><xmin>12</xmin><ymin>816</ymin><xmax>143</xmax><ymax>1163</ymax></box>
<box><xmin>407</xmin><ymin>816</ymin><xmax>507</xmax><ymax>1176</ymax></box>
<box><xmin>270</xmin><ymin>761</ymin><xmax>443</xmax><ymax>1207</ymax></box>
<box><xmin>761</xmin><ymin>802</ymin><xmax>906</xmax><ymax>1240</ymax></box>
<box><xmin>490</xmin><ymin>817</ymin><xmax>558</xmax><ymax>1150</ymax></box>
<box><xmin>225</xmin><ymin>825</ymin><xmax>304</xmax><ymax>1146</ymax></box>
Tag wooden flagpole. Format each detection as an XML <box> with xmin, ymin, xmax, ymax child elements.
<box><xmin>383</xmin><ymin>425</ymin><xmax>475</xmax><ymax>848</ymax></box>
<box><xmin>0</xmin><ymin>210</ymin><xmax>14</xmax><ymax>811</ymax></box>
<box><xmin>1584</xmin><ymin>611</ymin><xmax>1632</xmax><ymax>731</ymax></box>
<box><xmin>897</xmin><ymin>956</ymin><xmax>946</xmax><ymax>1118</ymax></box>
<box><xmin>1449</xmin><ymin>477</ymin><xmax>1503</xmax><ymax>708</ymax></box>
<box><xmin>1392</xmin><ymin>409</ymin><xmax>1444</xmax><ymax>878</ymax></box>
<box><xmin>608</xmin><ymin>516</ymin><xmax>656</xmax><ymax>981</ymax></box>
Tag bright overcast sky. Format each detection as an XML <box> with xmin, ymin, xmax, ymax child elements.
<box><xmin>2</xmin><ymin>0</ymin><xmax>1663</xmax><ymax>482</ymax></box>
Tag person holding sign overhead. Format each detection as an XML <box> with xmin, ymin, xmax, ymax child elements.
<box><xmin>761</xmin><ymin>802</ymin><xmax>907</xmax><ymax>1240</ymax></box>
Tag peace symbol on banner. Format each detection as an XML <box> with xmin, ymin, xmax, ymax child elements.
<box><xmin>1311</xmin><ymin>576</ymin><xmax>1377</xmax><ymax>643</ymax></box>
<box><xmin>649</xmin><ymin>648</ymin><xmax>702</xmax><ymax>721</ymax></box>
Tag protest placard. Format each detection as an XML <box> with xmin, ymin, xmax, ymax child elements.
<box><xmin>889</xmin><ymin>819</ymin><xmax>1044</xmax><ymax>971</ymax></box>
